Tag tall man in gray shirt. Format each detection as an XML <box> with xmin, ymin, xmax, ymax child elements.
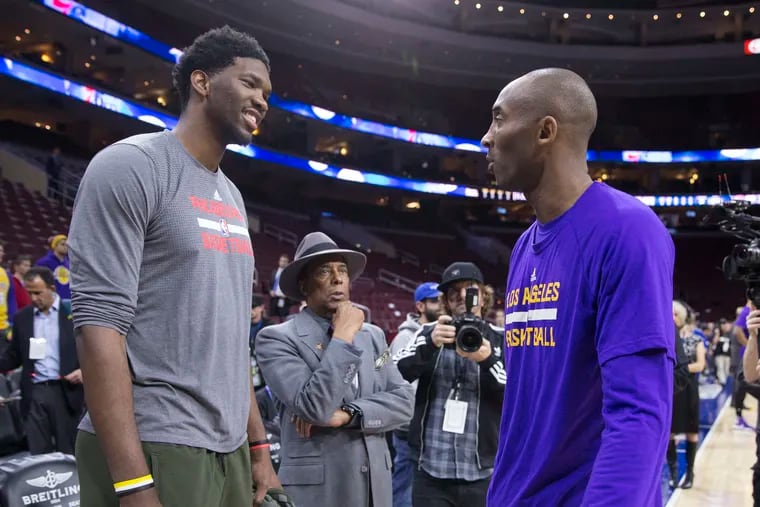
<box><xmin>68</xmin><ymin>26</ymin><xmax>284</xmax><ymax>507</ymax></box>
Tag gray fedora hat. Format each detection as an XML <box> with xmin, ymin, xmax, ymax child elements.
<box><xmin>278</xmin><ymin>231</ymin><xmax>367</xmax><ymax>300</ymax></box>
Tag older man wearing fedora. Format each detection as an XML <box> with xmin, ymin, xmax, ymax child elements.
<box><xmin>255</xmin><ymin>232</ymin><xmax>415</xmax><ymax>507</ymax></box>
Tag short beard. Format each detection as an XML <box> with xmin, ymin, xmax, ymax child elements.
<box><xmin>207</xmin><ymin>97</ymin><xmax>252</xmax><ymax>147</ymax></box>
<box><xmin>422</xmin><ymin>308</ymin><xmax>439</xmax><ymax>323</ymax></box>
<box><xmin>223</xmin><ymin>119</ymin><xmax>252</xmax><ymax>147</ymax></box>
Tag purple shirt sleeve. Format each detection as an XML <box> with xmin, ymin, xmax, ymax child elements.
<box><xmin>582</xmin><ymin>351</ymin><xmax>673</xmax><ymax>507</ymax></box>
<box><xmin>736</xmin><ymin>305</ymin><xmax>750</xmax><ymax>335</ymax></box>
<box><xmin>594</xmin><ymin>214</ymin><xmax>675</xmax><ymax>365</ymax></box>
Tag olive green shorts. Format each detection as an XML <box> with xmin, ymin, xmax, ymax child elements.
<box><xmin>75</xmin><ymin>431</ymin><xmax>252</xmax><ymax>507</ymax></box>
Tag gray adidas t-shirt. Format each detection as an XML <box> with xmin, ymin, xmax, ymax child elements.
<box><xmin>69</xmin><ymin>131</ymin><xmax>254</xmax><ymax>453</ymax></box>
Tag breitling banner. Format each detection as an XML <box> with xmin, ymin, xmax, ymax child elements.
<box><xmin>0</xmin><ymin>453</ymin><xmax>79</xmax><ymax>507</ymax></box>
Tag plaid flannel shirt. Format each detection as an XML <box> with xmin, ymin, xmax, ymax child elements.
<box><xmin>419</xmin><ymin>347</ymin><xmax>492</xmax><ymax>481</ymax></box>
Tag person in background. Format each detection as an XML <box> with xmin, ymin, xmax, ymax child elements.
<box><xmin>269</xmin><ymin>254</ymin><xmax>291</xmax><ymax>322</ymax></box>
<box><xmin>389</xmin><ymin>282</ymin><xmax>442</xmax><ymax>507</ymax></box>
<box><xmin>667</xmin><ymin>301</ymin><xmax>705</xmax><ymax>490</ymax></box>
<box><xmin>734</xmin><ymin>300</ymin><xmax>753</xmax><ymax>430</ymax></box>
<box><xmin>0</xmin><ymin>242</ymin><xmax>17</xmax><ymax>343</ymax></box>
<box><xmin>255</xmin><ymin>386</ymin><xmax>281</xmax><ymax>473</ymax></box>
<box><xmin>701</xmin><ymin>322</ymin><xmax>717</xmax><ymax>383</ymax></box>
<box><xmin>713</xmin><ymin>318</ymin><xmax>734</xmax><ymax>387</ymax></box>
<box><xmin>690</xmin><ymin>321</ymin><xmax>709</xmax><ymax>379</ymax></box>
<box><xmin>11</xmin><ymin>255</ymin><xmax>32</xmax><ymax>310</ymax></box>
<box><xmin>740</xmin><ymin>302</ymin><xmax>760</xmax><ymax>506</ymax></box>
<box><xmin>256</xmin><ymin>231</ymin><xmax>415</xmax><ymax>507</ymax></box>
<box><xmin>250</xmin><ymin>294</ymin><xmax>273</xmax><ymax>390</ymax></box>
<box><xmin>0</xmin><ymin>267</ymin><xmax>83</xmax><ymax>454</ymax></box>
<box><xmin>253</xmin><ymin>266</ymin><xmax>261</xmax><ymax>293</ymax></box>
<box><xmin>36</xmin><ymin>234</ymin><xmax>71</xmax><ymax>300</ymax></box>
<box><xmin>395</xmin><ymin>262</ymin><xmax>505</xmax><ymax>507</ymax></box>
<box><xmin>491</xmin><ymin>308</ymin><xmax>505</xmax><ymax>328</ymax></box>
<box><xmin>662</xmin><ymin>319</ymin><xmax>694</xmax><ymax>504</ymax></box>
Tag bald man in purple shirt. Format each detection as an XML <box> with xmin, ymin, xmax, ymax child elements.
<box><xmin>481</xmin><ymin>68</ymin><xmax>675</xmax><ymax>506</ymax></box>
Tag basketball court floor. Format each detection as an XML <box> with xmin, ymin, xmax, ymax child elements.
<box><xmin>668</xmin><ymin>397</ymin><xmax>756</xmax><ymax>507</ymax></box>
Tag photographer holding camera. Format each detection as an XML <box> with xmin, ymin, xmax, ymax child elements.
<box><xmin>740</xmin><ymin>303</ymin><xmax>760</xmax><ymax>506</ymax></box>
<box><xmin>394</xmin><ymin>262</ymin><xmax>505</xmax><ymax>507</ymax></box>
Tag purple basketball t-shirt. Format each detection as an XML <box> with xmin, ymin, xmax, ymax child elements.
<box><xmin>488</xmin><ymin>183</ymin><xmax>675</xmax><ymax>506</ymax></box>
<box><xmin>736</xmin><ymin>305</ymin><xmax>750</xmax><ymax>335</ymax></box>
<box><xmin>735</xmin><ymin>304</ymin><xmax>750</xmax><ymax>359</ymax></box>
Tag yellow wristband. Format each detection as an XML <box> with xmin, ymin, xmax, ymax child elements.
<box><xmin>114</xmin><ymin>474</ymin><xmax>154</xmax><ymax>496</ymax></box>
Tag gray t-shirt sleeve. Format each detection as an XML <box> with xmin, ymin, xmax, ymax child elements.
<box><xmin>69</xmin><ymin>143</ymin><xmax>159</xmax><ymax>335</ymax></box>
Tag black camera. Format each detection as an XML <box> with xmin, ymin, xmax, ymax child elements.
<box><xmin>450</xmin><ymin>287</ymin><xmax>487</xmax><ymax>353</ymax></box>
<box><xmin>704</xmin><ymin>200</ymin><xmax>760</xmax><ymax>307</ymax></box>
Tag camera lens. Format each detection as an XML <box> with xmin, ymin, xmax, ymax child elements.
<box><xmin>456</xmin><ymin>325</ymin><xmax>483</xmax><ymax>354</ymax></box>
<box><xmin>734</xmin><ymin>244</ymin><xmax>760</xmax><ymax>266</ymax></box>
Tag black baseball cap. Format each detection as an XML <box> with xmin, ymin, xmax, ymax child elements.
<box><xmin>439</xmin><ymin>262</ymin><xmax>484</xmax><ymax>293</ymax></box>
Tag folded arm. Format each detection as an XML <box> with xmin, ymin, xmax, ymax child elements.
<box><xmin>350</xmin><ymin>334</ymin><xmax>414</xmax><ymax>433</ymax></box>
<box><xmin>256</xmin><ymin>328</ymin><xmax>362</xmax><ymax>426</ymax></box>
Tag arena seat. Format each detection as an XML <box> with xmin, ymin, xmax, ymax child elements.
<box><xmin>0</xmin><ymin>179</ymin><xmax>71</xmax><ymax>260</ymax></box>
<box><xmin>0</xmin><ymin>373</ymin><xmax>25</xmax><ymax>458</ymax></box>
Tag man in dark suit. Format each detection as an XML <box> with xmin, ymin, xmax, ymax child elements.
<box><xmin>256</xmin><ymin>232</ymin><xmax>414</xmax><ymax>507</ymax></box>
<box><xmin>0</xmin><ymin>266</ymin><xmax>83</xmax><ymax>454</ymax></box>
<box><xmin>269</xmin><ymin>254</ymin><xmax>292</xmax><ymax>321</ymax></box>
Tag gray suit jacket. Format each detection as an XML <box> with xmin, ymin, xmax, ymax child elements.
<box><xmin>256</xmin><ymin>310</ymin><xmax>414</xmax><ymax>507</ymax></box>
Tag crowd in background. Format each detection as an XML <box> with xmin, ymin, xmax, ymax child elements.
<box><xmin>3</xmin><ymin>230</ymin><xmax>760</xmax><ymax>506</ymax></box>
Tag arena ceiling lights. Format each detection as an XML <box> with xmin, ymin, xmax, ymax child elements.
<box><xmin>35</xmin><ymin>0</ymin><xmax>760</xmax><ymax>164</ymax></box>
<box><xmin>746</xmin><ymin>37</ymin><xmax>760</xmax><ymax>54</ymax></box>
<box><xmin>1</xmin><ymin>56</ymin><xmax>756</xmax><ymax>208</ymax></box>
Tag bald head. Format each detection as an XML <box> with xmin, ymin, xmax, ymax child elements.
<box><xmin>497</xmin><ymin>68</ymin><xmax>597</xmax><ymax>146</ymax></box>
<box><xmin>481</xmin><ymin>68</ymin><xmax>598</xmax><ymax>194</ymax></box>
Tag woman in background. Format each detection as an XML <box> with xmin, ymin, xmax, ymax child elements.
<box><xmin>667</xmin><ymin>301</ymin><xmax>706</xmax><ymax>490</ymax></box>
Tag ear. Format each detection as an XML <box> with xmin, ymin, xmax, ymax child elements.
<box><xmin>190</xmin><ymin>69</ymin><xmax>210</xmax><ymax>101</ymax></box>
<box><xmin>536</xmin><ymin>116</ymin><xmax>558</xmax><ymax>145</ymax></box>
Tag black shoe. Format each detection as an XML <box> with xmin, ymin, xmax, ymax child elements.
<box><xmin>668</xmin><ymin>466</ymin><xmax>678</xmax><ymax>489</ymax></box>
<box><xmin>679</xmin><ymin>471</ymin><xmax>694</xmax><ymax>489</ymax></box>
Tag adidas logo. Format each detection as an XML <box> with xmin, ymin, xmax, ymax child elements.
<box><xmin>213</xmin><ymin>190</ymin><xmax>222</xmax><ymax>201</ymax></box>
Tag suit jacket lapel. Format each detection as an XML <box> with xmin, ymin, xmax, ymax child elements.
<box><xmin>22</xmin><ymin>308</ymin><xmax>35</xmax><ymax>363</ymax></box>
<box><xmin>295</xmin><ymin>311</ymin><xmax>373</xmax><ymax>399</ymax></box>
<box><xmin>294</xmin><ymin>311</ymin><xmax>331</xmax><ymax>363</ymax></box>
<box><xmin>23</xmin><ymin>307</ymin><xmax>35</xmax><ymax>338</ymax></box>
<box><xmin>355</xmin><ymin>330</ymin><xmax>373</xmax><ymax>398</ymax></box>
<box><xmin>58</xmin><ymin>302</ymin><xmax>74</xmax><ymax>372</ymax></box>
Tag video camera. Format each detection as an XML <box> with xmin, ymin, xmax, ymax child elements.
<box><xmin>704</xmin><ymin>199</ymin><xmax>760</xmax><ymax>307</ymax></box>
<box><xmin>449</xmin><ymin>287</ymin><xmax>488</xmax><ymax>353</ymax></box>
